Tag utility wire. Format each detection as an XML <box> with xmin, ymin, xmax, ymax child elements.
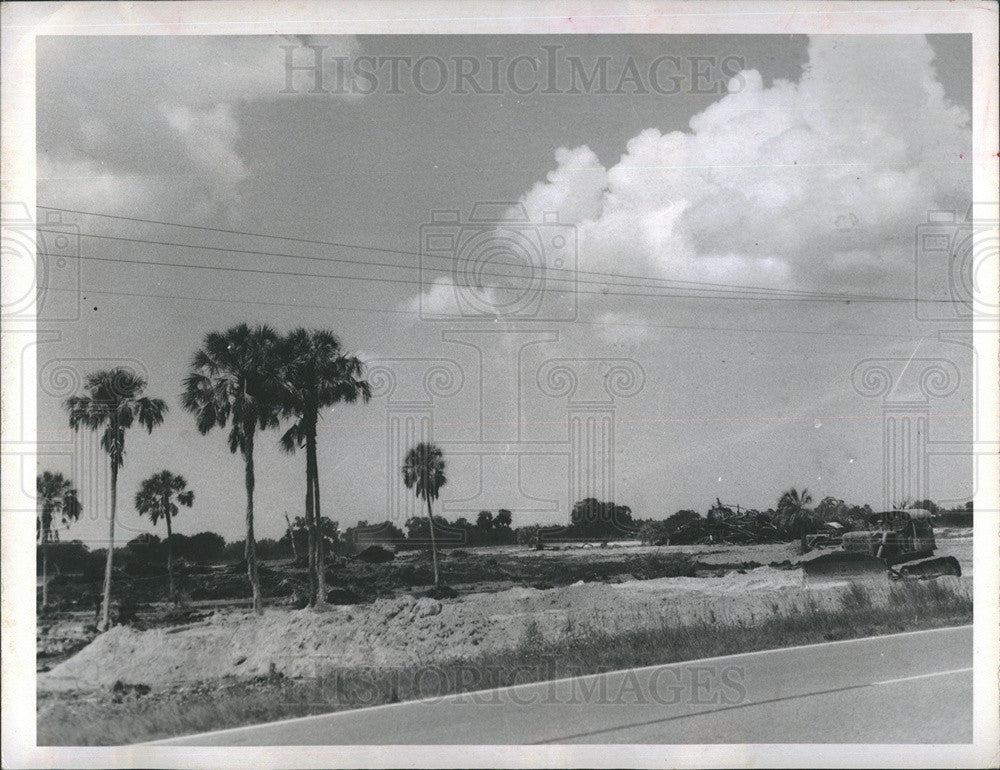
<box><xmin>39</xmin><ymin>205</ymin><xmax>915</xmax><ymax>302</ymax></box>
<box><xmin>48</xmin><ymin>285</ymin><xmax>928</xmax><ymax>340</ymax></box>
<box><xmin>38</xmin><ymin>228</ymin><xmax>956</xmax><ymax>303</ymax></box>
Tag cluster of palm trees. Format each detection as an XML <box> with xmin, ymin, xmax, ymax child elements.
<box><xmin>37</xmin><ymin>467</ymin><xmax>196</xmax><ymax>613</ymax></box>
<box><xmin>36</xmin><ymin>471</ymin><xmax>83</xmax><ymax>610</ymax></box>
<box><xmin>58</xmin><ymin>323</ymin><xmax>372</xmax><ymax>629</ymax></box>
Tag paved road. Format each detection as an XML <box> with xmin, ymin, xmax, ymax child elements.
<box><xmin>155</xmin><ymin>625</ymin><xmax>972</xmax><ymax>745</ymax></box>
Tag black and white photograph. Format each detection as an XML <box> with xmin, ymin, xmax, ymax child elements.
<box><xmin>1</xmin><ymin>1</ymin><xmax>998</xmax><ymax>767</ymax></box>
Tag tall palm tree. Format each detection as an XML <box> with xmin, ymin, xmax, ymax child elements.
<box><xmin>135</xmin><ymin>471</ymin><xmax>194</xmax><ymax>601</ymax></box>
<box><xmin>778</xmin><ymin>487</ymin><xmax>814</xmax><ymax>554</ymax></box>
<box><xmin>65</xmin><ymin>368</ymin><xmax>166</xmax><ymax>630</ymax></box>
<box><xmin>37</xmin><ymin>471</ymin><xmax>82</xmax><ymax>610</ymax></box>
<box><xmin>278</xmin><ymin>329</ymin><xmax>371</xmax><ymax>606</ymax></box>
<box><xmin>402</xmin><ymin>442</ymin><xmax>447</xmax><ymax>587</ymax></box>
<box><xmin>182</xmin><ymin>323</ymin><xmax>281</xmax><ymax>614</ymax></box>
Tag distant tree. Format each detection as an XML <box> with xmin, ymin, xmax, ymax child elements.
<box><xmin>476</xmin><ymin>510</ymin><xmax>494</xmax><ymax>530</ymax></box>
<box><xmin>665</xmin><ymin>509</ymin><xmax>701</xmax><ymax>532</ymax></box>
<box><xmin>36</xmin><ymin>471</ymin><xmax>82</xmax><ymax>610</ymax></box>
<box><xmin>222</xmin><ymin>539</ymin><xmax>247</xmax><ymax>564</ymax></box>
<box><xmin>496</xmin><ymin>509</ymin><xmax>513</xmax><ymax>528</ymax></box>
<box><xmin>402</xmin><ymin>442</ymin><xmax>447</xmax><ymax>587</ymax></box>
<box><xmin>66</xmin><ymin>368</ymin><xmax>166</xmax><ymax>630</ymax></box>
<box><xmin>256</xmin><ymin>538</ymin><xmax>289</xmax><ymax>561</ymax></box>
<box><xmin>347</xmin><ymin>520</ymin><xmax>406</xmax><ymax>548</ymax></box>
<box><xmin>570</xmin><ymin>498</ymin><xmax>634</xmax><ymax>538</ymax></box>
<box><xmin>515</xmin><ymin>524</ymin><xmax>542</xmax><ymax>547</ymax></box>
<box><xmin>911</xmin><ymin>499</ymin><xmax>940</xmax><ymax>515</ymax></box>
<box><xmin>280</xmin><ymin>515</ymin><xmax>339</xmax><ymax>560</ymax></box>
<box><xmin>44</xmin><ymin>540</ymin><xmax>92</xmax><ymax>575</ymax></box>
<box><xmin>181</xmin><ymin>531</ymin><xmax>226</xmax><ymax>563</ymax></box>
<box><xmin>778</xmin><ymin>488</ymin><xmax>814</xmax><ymax>553</ymax></box>
<box><xmin>843</xmin><ymin>504</ymin><xmax>873</xmax><ymax>531</ymax></box>
<box><xmin>135</xmin><ymin>470</ymin><xmax>194</xmax><ymax>600</ymax></box>
<box><xmin>122</xmin><ymin>533</ymin><xmax>163</xmax><ymax>576</ymax></box>
<box><xmin>405</xmin><ymin>516</ymin><xmax>429</xmax><ymax>541</ymax></box>
<box><xmin>638</xmin><ymin>520</ymin><xmax>669</xmax><ymax>545</ymax></box>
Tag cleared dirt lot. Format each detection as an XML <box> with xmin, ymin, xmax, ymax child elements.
<box><xmin>39</xmin><ymin>530</ymin><xmax>973</xmax><ymax>691</ymax></box>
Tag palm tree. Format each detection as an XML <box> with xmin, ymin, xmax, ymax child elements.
<box><xmin>278</xmin><ymin>329</ymin><xmax>371</xmax><ymax>606</ymax></box>
<box><xmin>37</xmin><ymin>471</ymin><xmax>82</xmax><ymax>610</ymax></box>
<box><xmin>65</xmin><ymin>368</ymin><xmax>166</xmax><ymax>630</ymax></box>
<box><xmin>135</xmin><ymin>471</ymin><xmax>194</xmax><ymax>601</ymax></box>
<box><xmin>402</xmin><ymin>442</ymin><xmax>447</xmax><ymax>587</ymax></box>
<box><xmin>778</xmin><ymin>487</ymin><xmax>814</xmax><ymax>554</ymax></box>
<box><xmin>182</xmin><ymin>324</ymin><xmax>281</xmax><ymax>614</ymax></box>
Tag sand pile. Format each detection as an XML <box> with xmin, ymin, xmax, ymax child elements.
<box><xmin>40</xmin><ymin>568</ymin><xmax>971</xmax><ymax>691</ymax></box>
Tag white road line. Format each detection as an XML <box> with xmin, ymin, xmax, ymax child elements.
<box><xmin>874</xmin><ymin>667</ymin><xmax>973</xmax><ymax>686</ymax></box>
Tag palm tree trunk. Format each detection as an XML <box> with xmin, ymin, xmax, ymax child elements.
<box><xmin>304</xmin><ymin>439</ymin><xmax>317</xmax><ymax>606</ymax></box>
<box><xmin>244</xmin><ymin>430</ymin><xmax>262</xmax><ymax>615</ymax></box>
<box><xmin>165</xmin><ymin>507</ymin><xmax>175</xmax><ymax>602</ymax></box>
<box><xmin>99</xmin><ymin>461</ymin><xmax>117</xmax><ymax>631</ymax></box>
<box><xmin>285</xmin><ymin>512</ymin><xmax>300</xmax><ymax>561</ymax></box>
<box><xmin>310</xmin><ymin>435</ymin><xmax>327</xmax><ymax>606</ymax></box>
<box><xmin>41</xmin><ymin>535</ymin><xmax>49</xmax><ymax>610</ymax></box>
<box><xmin>425</xmin><ymin>497</ymin><xmax>440</xmax><ymax>587</ymax></box>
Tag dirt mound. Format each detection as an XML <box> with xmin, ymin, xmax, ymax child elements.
<box><xmin>41</xmin><ymin>569</ymin><xmax>972</xmax><ymax>691</ymax></box>
<box><xmin>43</xmin><ymin>596</ymin><xmax>497</xmax><ymax>688</ymax></box>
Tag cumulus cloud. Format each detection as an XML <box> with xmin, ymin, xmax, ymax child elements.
<box><xmin>516</xmin><ymin>146</ymin><xmax>608</xmax><ymax>223</ymax></box>
<box><xmin>37</xmin><ymin>35</ymin><xmax>359</xmax><ymax>222</ymax></box>
<box><xmin>512</xmin><ymin>35</ymin><xmax>971</xmax><ymax>295</ymax></box>
<box><xmin>160</xmin><ymin>104</ymin><xmax>249</xmax><ymax>208</ymax></box>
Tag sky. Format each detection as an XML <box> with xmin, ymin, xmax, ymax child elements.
<box><xmin>35</xmin><ymin>34</ymin><xmax>973</xmax><ymax>545</ymax></box>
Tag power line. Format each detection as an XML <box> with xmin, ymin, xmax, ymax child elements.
<box><xmin>38</xmin><ymin>205</ymin><xmax>911</xmax><ymax>302</ymax></box>
<box><xmin>39</xmin><ymin>227</ymin><xmax>803</xmax><ymax>301</ymax></box>
<box><xmin>39</xmin><ymin>227</ymin><xmax>957</xmax><ymax>304</ymax></box>
<box><xmin>51</xmin><ymin>285</ymin><xmax>928</xmax><ymax>340</ymax></box>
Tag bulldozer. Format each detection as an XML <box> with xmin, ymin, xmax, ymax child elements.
<box><xmin>802</xmin><ymin>508</ymin><xmax>961</xmax><ymax>582</ymax></box>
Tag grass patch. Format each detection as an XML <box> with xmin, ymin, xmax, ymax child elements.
<box><xmin>38</xmin><ymin>579</ymin><xmax>971</xmax><ymax>746</ymax></box>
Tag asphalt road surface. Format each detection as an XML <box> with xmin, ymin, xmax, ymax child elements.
<box><xmin>155</xmin><ymin>625</ymin><xmax>972</xmax><ymax>745</ymax></box>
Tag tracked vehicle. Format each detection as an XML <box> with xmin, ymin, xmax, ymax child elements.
<box><xmin>802</xmin><ymin>508</ymin><xmax>961</xmax><ymax>582</ymax></box>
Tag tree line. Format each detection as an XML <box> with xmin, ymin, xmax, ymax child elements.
<box><xmin>41</xmin><ymin>324</ymin><xmax>374</xmax><ymax>628</ymax></box>
<box><xmin>39</xmin><ymin>316</ymin><xmax>975</xmax><ymax>624</ymax></box>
